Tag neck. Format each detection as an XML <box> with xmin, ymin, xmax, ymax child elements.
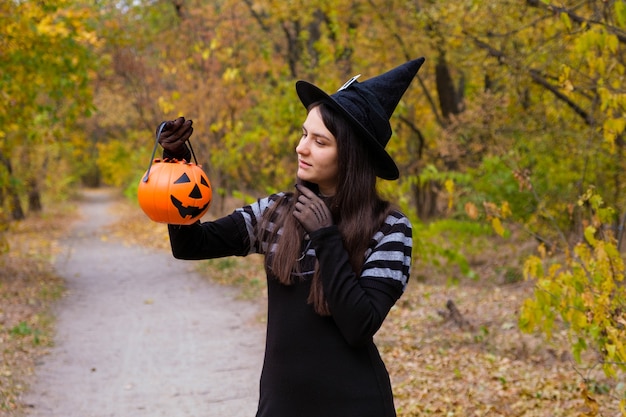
<box><xmin>318</xmin><ymin>185</ymin><xmax>335</xmax><ymax>197</ymax></box>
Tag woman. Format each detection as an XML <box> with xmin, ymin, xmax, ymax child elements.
<box><xmin>158</xmin><ymin>57</ymin><xmax>425</xmax><ymax>417</ymax></box>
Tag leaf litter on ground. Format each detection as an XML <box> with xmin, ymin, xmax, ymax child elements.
<box><xmin>0</xmin><ymin>203</ymin><xmax>69</xmax><ymax>416</ymax></box>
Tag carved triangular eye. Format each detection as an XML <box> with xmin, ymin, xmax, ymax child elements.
<box><xmin>189</xmin><ymin>184</ymin><xmax>202</xmax><ymax>198</ymax></box>
<box><xmin>174</xmin><ymin>173</ymin><xmax>191</xmax><ymax>184</ymax></box>
<box><xmin>200</xmin><ymin>176</ymin><xmax>209</xmax><ymax>187</ymax></box>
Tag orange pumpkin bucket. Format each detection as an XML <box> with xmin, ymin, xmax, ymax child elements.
<box><xmin>137</xmin><ymin>122</ymin><xmax>212</xmax><ymax>225</ymax></box>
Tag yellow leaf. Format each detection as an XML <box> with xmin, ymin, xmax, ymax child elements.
<box><xmin>607</xmin><ymin>34</ymin><xmax>619</xmax><ymax>53</ymax></box>
<box><xmin>615</xmin><ymin>339</ymin><xmax>626</xmax><ymax>363</ymax></box>
<box><xmin>602</xmin><ymin>117</ymin><xmax>626</xmax><ymax>151</ymax></box>
<box><xmin>444</xmin><ymin>179</ymin><xmax>454</xmax><ymax>212</ymax></box>
<box><xmin>523</xmin><ymin>255</ymin><xmax>543</xmax><ymax>280</ymax></box>
<box><xmin>538</xmin><ymin>243</ymin><xmax>547</xmax><ymax>258</ymax></box>
<box><xmin>501</xmin><ymin>201</ymin><xmax>512</xmax><ymax>218</ymax></box>
<box><xmin>581</xmin><ymin>384</ymin><xmax>600</xmax><ymax>416</ymax></box>
<box><xmin>616</xmin><ymin>0</ymin><xmax>626</xmax><ymax>27</ymax></box>
<box><xmin>223</xmin><ymin>67</ymin><xmax>239</xmax><ymax>82</ymax></box>
<box><xmin>605</xmin><ymin>343</ymin><xmax>616</xmax><ymax>360</ymax></box>
<box><xmin>572</xmin><ymin>310</ymin><xmax>588</xmax><ymax>331</ymax></box>
<box><xmin>584</xmin><ymin>226</ymin><xmax>597</xmax><ymax>246</ymax></box>
<box><xmin>492</xmin><ymin>217</ymin><xmax>505</xmax><ymax>237</ymax></box>
<box><xmin>157</xmin><ymin>96</ymin><xmax>175</xmax><ymax>114</ymax></box>
<box><xmin>560</xmin><ymin>12</ymin><xmax>572</xmax><ymax>30</ymax></box>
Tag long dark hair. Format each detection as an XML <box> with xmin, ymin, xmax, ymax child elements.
<box><xmin>260</xmin><ymin>101</ymin><xmax>392</xmax><ymax>315</ymax></box>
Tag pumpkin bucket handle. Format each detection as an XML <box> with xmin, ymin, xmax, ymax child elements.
<box><xmin>142</xmin><ymin>121</ymin><xmax>199</xmax><ymax>183</ymax></box>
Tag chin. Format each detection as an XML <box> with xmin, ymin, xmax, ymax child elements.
<box><xmin>297</xmin><ymin>171</ymin><xmax>313</xmax><ymax>182</ymax></box>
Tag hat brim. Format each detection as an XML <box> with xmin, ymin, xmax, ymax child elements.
<box><xmin>295</xmin><ymin>80</ymin><xmax>400</xmax><ymax>180</ymax></box>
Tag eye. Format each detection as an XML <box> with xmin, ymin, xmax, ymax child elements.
<box><xmin>174</xmin><ymin>173</ymin><xmax>191</xmax><ymax>184</ymax></box>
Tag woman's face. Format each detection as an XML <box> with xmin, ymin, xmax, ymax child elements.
<box><xmin>296</xmin><ymin>106</ymin><xmax>339</xmax><ymax>196</ymax></box>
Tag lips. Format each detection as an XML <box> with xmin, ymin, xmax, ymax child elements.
<box><xmin>299</xmin><ymin>159</ymin><xmax>312</xmax><ymax>168</ymax></box>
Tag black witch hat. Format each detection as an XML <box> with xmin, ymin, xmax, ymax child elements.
<box><xmin>295</xmin><ymin>57</ymin><xmax>425</xmax><ymax>180</ymax></box>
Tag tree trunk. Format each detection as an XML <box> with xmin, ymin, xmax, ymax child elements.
<box><xmin>0</xmin><ymin>150</ymin><xmax>25</xmax><ymax>221</ymax></box>
<box><xmin>435</xmin><ymin>54</ymin><xmax>464</xmax><ymax>121</ymax></box>
<box><xmin>412</xmin><ymin>179</ymin><xmax>439</xmax><ymax>220</ymax></box>
<box><xmin>27</xmin><ymin>178</ymin><xmax>42</xmax><ymax>213</ymax></box>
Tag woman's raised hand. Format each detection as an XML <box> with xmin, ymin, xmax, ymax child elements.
<box><xmin>158</xmin><ymin>117</ymin><xmax>194</xmax><ymax>157</ymax></box>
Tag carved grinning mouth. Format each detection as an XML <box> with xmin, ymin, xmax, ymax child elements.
<box><xmin>170</xmin><ymin>194</ymin><xmax>210</xmax><ymax>219</ymax></box>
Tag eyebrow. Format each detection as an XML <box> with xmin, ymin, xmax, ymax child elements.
<box><xmin>302</xmin><ymin>125</ymin><xmax>334</xmax><ymax>142</ymax></box>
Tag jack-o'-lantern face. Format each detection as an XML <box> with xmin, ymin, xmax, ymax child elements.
<box><xmin>170</xmin><ymin>171</ymin><xmax>211</xmax><ymax>220</ymax></box>
<box><xmin>138</xmin><ymin>160</ymin><xmax>212</xmax><ymax>225</ymax></box>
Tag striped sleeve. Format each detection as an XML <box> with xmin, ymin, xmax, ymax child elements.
<box><xmin>167</xmin><ymin>193</ymin><xmax>284</xmax><ymax>261</ymax></box>
<box><xmin>234</xmin><ymin>193</ymin><xmax>284</xmax><ymax>255</ymax></box>
<box><xmin>310</xmin><ymin>210</ymin><xmax>413</xmax><ymax>346</ymax></box>
<box><xmin>361</xmin><ymin>211</ymin><xmax>412</xmax><ymax>291</ymax></box>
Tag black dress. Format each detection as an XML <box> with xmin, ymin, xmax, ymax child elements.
<box><xmin>167</xmin><ymin>193</ymin><xmax>413</xmax><ymax>417</ymax></box>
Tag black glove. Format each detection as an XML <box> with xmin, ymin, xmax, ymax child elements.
<box><xmin>293</xmin><ymin>184</ymin><xmax>333</xmax><ymax>233</ymax></box>
<box><xmin>158</xmin><ymin>117</ymin><xmax>193</xmax><ymax>160</ymax></box>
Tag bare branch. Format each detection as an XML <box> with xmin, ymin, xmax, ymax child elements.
<box><xmin>527</xmin><ymin>0</ymin><xmax>626</xmax><ymax>44</ymax></box>
<box><xmin>466</xmin><ymin>34</ymin><xmax>595</xmax><ymax>127</ymax></box>
<box><xmin>241</xmin><ymin>0</ymin><xmax>271</xmax><ymax>33</ymax></box>
<box><xmin>528</xmin><ymin>69</ymin><xmax>595</xmax><ymax>126</ymax></box>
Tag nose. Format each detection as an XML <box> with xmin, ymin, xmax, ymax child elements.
<box><xmin>295</xmin><ymin>137</ymin><xmax>308</xmax><ymax>155</ymax></box>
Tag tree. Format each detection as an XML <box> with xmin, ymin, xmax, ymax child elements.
<box><xmin>451</xmin><ymin>0</ymin><xmax>626</xmax><ymax>387</ymax></box>
<box><xmin>0</xmin><ymin>0</ymin><xmax>99</xmax><ymax>224</ymax></box>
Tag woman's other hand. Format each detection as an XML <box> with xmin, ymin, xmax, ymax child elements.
<box><xmin>293</xmin><ymin>184</ymin><xmax>333</xmax><ymax>233</ymax></box>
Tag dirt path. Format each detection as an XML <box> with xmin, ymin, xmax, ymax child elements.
<box><xmin>22</xmin><ymin>189</ymin><xmax>265</xmax><ymax>417</ymax></box>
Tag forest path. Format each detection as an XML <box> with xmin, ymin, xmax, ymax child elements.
<box><xmin>22</xmin><ymin>188</ymin><xmax>265</xmax><ymax>417</ymax></box>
